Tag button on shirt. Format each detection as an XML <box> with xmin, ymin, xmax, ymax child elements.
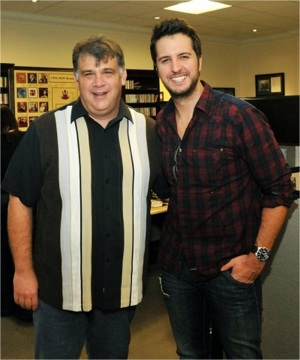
<box><xmin>85</xmin><ymin>107</ymin><xmax>127</xmax><ymax>306</ymax></box>
<box><xmin>156</xmin><ymin>81</ymin><xmax>295</xmax><ymax>281</ymax></box>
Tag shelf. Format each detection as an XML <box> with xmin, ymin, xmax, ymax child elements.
<box><xmin>123</xmin><ymin>69</ymin><xmax>161</xmax><ymax>119</ymax></box>
<box><xmin>125</xmin><ymin>89</ymin><xmax>158</xmax><ymax>93</ymax></box>
<box><xmin>0</xmin><ymin>63</ymin><xmax>15</xmax><ymax>111</ymax></box>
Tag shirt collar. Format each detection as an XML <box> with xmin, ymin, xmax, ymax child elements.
<box><xmin>194</xmin><ymin>80</ymin><xmax>214</xmax><ymax>115</ymax></box>
<box><xmin>70</xmin><ymin>98</ymin><xmax>133</xmax><ymax>124</ymax></box>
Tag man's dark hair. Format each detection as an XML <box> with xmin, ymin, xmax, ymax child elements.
<box><xmin>150</xmin><ymin>18</ymin><xmax>202</xmax><ymax>66</ymax></box>
<box><xmin>72</xmin><ymin>35</ymin><xmax>125</xmax><ymax>77</ymax></box>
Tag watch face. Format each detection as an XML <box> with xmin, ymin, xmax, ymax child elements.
<box><xmin>257</xmin><ymin>247</ymin><xmax>270</xmax><ymax>261</ymax></box>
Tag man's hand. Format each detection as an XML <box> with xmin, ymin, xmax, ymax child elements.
<box><xmin>220</xmin><ymin>253</ymin><xmax>265</xmax><ymax>284</ymax></box>
<box><xmin>13</xmin><ymin>269</ymin><xmax>39</xmax><ymax>311</ymax></box>
<box><xmin>14</xmin><ymin>271</ymin><xmax>38</xmax><ymax>311</ymax></box>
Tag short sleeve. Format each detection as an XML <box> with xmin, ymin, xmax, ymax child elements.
<box><xmin>2</xmin><ymin>123</ymin><xmax>43</xmax><ymax>207</ymax></box>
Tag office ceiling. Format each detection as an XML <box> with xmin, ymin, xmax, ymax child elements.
<box><xmin>1</xmin><ymin>0</ymin><xmax>299</xmax><ymax>42</ymax></box>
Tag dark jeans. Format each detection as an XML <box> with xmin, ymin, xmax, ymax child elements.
<box><xmin>159</xmin><ymin>262</ymin><xmax>263</xmax><ymax>359</ymax></box>
<box><xmin>33</xmin><ymin>299</ymin><xmax>136</xmax><ymax>359</ymax></box>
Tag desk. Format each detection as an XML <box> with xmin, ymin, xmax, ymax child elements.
<box><xmin>150</xmin><ymin>204</ymin><xmax>168</xmax><ymax>216</ymax></box>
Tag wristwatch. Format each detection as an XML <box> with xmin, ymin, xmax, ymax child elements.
<box><xmin>252</xmin><ymin>245</ymin><xmax>271</xmax><ymax>262</ymax></box>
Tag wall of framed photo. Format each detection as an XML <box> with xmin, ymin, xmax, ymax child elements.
<box><xmin>14</xmin><ymin>67</ymin><xmax>79</xmax><ymax>130</ymax></box>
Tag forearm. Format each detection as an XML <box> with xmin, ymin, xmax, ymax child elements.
<box><xmin>221</xmin><ymin>205</ymin><xmax>289</xmax><ymax>283</ymax></box>
<box><xmin>7</xmin><ymin>195</ymin><xmax>38</xmax><ymax>310</ymax></box>
<box><xmin>254</xmin><ymin>206</ymin><xmax>288</xmax><ymax>250</ymax></box>
<box><xmin>8</xmin><ymin>195</ymin><xmax>34</xmax><ymax>272</ymax></box>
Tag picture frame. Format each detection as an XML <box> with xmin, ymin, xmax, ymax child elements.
<box><xmin>213</xmin><ymin>87</ymin><xmax>235</xmax><ymax>96</ymax></box>
<box><xmin>255</xmin><ymin>73</ymin><xmax>285</xmax><ymax>96</ymax></box>
<box><xmin>290</xmin><ymin>166</ymin><xmax>299</xmax><ymax>199</ymax></box>
<box><xmin>13</xmin><ymin>66</ymin><xmax>80</xmax><ymax>129</ymax></box>
<box><xmin>28</xmin><ymin>87</ymin><xmax>37</xmax><ymax>98</ymax></box>
<box><xmin>17</xmin><ymin>116</ymin><xmax>28</xmax><ymax>128</ymax></box>
<box><xmin>28</xmin><ymin>102</ymin><xmax>38</xmax><ymax>112</ymax></box>
<box><xmin>16</xmin><ymin>72</ymin><xmax>26</xmax><ymax>83</ymax></box>
<box><xmin>17</xmin><ymin>87</ymin><xmax>27</xmax><ymax>98</ymax></box>
<box><xmin>27</xmin><ymin>72</ymin><xmax>37</xmax><ymax>84</ymax></box>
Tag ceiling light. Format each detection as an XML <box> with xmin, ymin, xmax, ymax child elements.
<box><xmin>165</xmin><ymin>0</ymin><xmax>231</xmax><ymax>15</ymax></box>
<box><xmin>252</xmin><ymin>29</ymin><xmax>258</xmax><ymax>33</ymax></box>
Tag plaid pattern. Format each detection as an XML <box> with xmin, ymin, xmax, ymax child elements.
<box><xmin>156</xmin><ymin>81</ymin><xmax>295</xmax><ymax>281</ymax></box>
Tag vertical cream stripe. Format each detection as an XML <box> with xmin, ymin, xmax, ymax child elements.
<box><xmin>128</xmin><ymin>109</ymin><xmax>150</xmax><ymax>305</ymax></box>
<box><xmin>119</xmin><ymin>109</ymin><xmax>150</xmax><ymax>307</ymax></box>
<box><xmin>119</xmin><ymin>118</ymin><xmax>134</xmax><ymax>305</ymax></box>
<box><xmin>76</xmin><ymin>118</ymin><xmax>92</xmax><ymax>311</ymax></box>
<box><xmin>55</xmin><ymin>108</ymin><xmax>83</xmax><ymax>311</ymax></box>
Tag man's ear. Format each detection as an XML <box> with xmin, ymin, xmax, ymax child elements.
<box><xmin>198</xmin><ymin>56</ymin><xmax>203</xmax><ymax>72</ymax></box>
<box><xmin>74</xmin><ymin>74</ymin><xmax>79</xmax><ymax>90</ymax></box>
<box><xmin>121</xmin><ymin>69</ymin><xmax>127</xmax><ymax>86</ymax></box>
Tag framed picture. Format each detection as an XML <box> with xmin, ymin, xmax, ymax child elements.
<box><xmin>39</xmin><ymin>88</ymin><xmax>48</xmax><ymax>98</ymax></box>
<box><xmin>17</xmin><ymin>101</ymin><xmax>27</xmax><ymax>112</ymax></box>
<box><xmin>290</xmin><ymin>166</ymin><xmax>299</xmax><ymax>199</ymax></box>
<box><xmin>27</xmin><ymin>73</ymin><xmax>37</xmax><ymax>84</ymax></box>
<box><xmin>38</xmin><ymin>73</ymin><xmax>48</xmax><ymax>84</ymax></box>
<box><xmin>17</xmin><ymin>116</ymin><xmax>28</xmax><ymax>128</ymax></box>
<box><xmin>28</xmin><ymin>88</ymin><xmax>38</xmax><ymax>98</ymax></box>
<box><xmin>28</xmin><ymin>102</ymin><xmax>38</xmax><ymax>112</ymax></box>
<box><xmin>17</xmin><ymin>87</ymin><xmax>27</xmax><ymax>98</ymax></box>
<box><xmin>16</xmin><ymin>72</ymin><xmax>26</xmax><ymax>83</ymax></box>
<box><xmin>255</xmin><ymin>73</ymin><xmax>285</xmax><ymax>96</ymax></box>
<box><xmin>213</xmin><ymin>87</ymin><xmax>235</xmax><ymax>96</ymax></box>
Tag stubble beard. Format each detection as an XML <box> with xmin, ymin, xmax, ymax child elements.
<box><xmin>166</xmin><ymin>75</ymin><xmax>200</xmax><ymax>101</ymax></box>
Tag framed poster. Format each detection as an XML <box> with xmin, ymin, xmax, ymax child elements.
<box><xmin>13</xmin><ymin>66</ymin><xmax>79</xmax><ymax>130</ymax></box>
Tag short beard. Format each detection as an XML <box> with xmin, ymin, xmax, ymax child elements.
<box><xmin>167</xmin><ymin>76</ymin><xmax>199</xmax><ymax>101</ymax></box>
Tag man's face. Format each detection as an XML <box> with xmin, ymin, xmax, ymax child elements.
<box><xmin>155</xmin><ymin>33</ymin><xmax>202</xmax><ymax>99</ymax></box>
<box><xmin>75</xmin><ymin>54</ymin><xmax>127</xmax><ymax>122</ymax></box>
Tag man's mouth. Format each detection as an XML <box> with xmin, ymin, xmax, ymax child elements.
<box><xmin>93</xmin><ymin>91</ymin><xmax>107</xmax><ymax>96</ymax></box>
<box><xmin>171</xmin><ymin>75</ymin><xmax>187</xmax><ymax>83</ymax></box>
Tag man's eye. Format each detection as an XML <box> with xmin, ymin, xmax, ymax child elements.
<box><xmin>103</xmin><ymin>71</ymin><xmax>113</xmax><ymax>76</ymax></box>
<box><xmin>161</xmin><ymin>58</ymin><xmax>170</xmax><ymax>64</ymax></box>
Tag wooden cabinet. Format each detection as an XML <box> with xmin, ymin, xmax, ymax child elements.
<box><xmin>0</xmin><ymin>63</ymin><xmax>14</xmax><ymax>111</ymax></box>
<box><xmin>124</xmin><ymin>69</ymin><xmax>163</xmax><ymax>118</ymax></box>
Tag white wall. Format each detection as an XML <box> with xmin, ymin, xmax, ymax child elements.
<box><xmin>239</xmin><ymin>33</ymin><xmax>299</xmax><ymax>97</ymax></box>
<box><xmin>1</xmin><ymin>13</ymin><xmax>154</xmax><ymax>69</ymax></box>
<box><xmin>1</xmin><ymin>11</ymin><xmax>298</xmax><ymax>98</ymax></box>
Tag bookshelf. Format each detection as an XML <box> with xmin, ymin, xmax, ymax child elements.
<box><xmin>124</xmin><ymin>69</ymin><xmax>163</xmax><ymax>118</ymax></box>
<box><xmin>0</xmin><ymin>63</ymin><xmax>15</xmax><ymax>111</ymax></box>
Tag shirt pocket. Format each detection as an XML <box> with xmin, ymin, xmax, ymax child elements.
<box><xmin>189</xmin><ymin>146</ymin><xmax>238</xmax><ymax>187</ymax></box>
